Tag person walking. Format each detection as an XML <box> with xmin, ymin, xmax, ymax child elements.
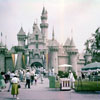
<box><xmin>25</xmin><ymin>70</ymin><xmax>31</xmax><ymax>88</ymax></box>
<box><xmin>30</xmin><ymin>69</ymin><xmax>35</xmax><ymax>85</ymax></box>
<box><xmin>0</xmin><ymin>72</ymin><xmax>6</xmax><ymax>92</ymax></box>
<box><xmin>19</xmin><ymin>69</ymin><xmax>24</xmax><ymax>82</ymax></box>
<box><xmin>8</xmin><ymin>71</ymin><xmax>15</xmax><ymax>92</ymax></box>
<box><xmin>11</xmin><ymin>75</ymin><xmax>20</xmax><ymax>99</ymax></box>
<box><xmin>34</xmin><ymin>74</ymin><xmax>38</xmax><ymax>85</ymax></box>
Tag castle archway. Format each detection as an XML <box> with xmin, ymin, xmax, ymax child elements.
<box><xmin>31</xmin><ymin>62</ymin><xmax>43</xmax><ymax>68</ymax></box>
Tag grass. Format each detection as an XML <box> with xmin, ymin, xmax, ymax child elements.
<box><xmin>74</xmin><ymin>80</ymin><xmax>100</xmax><ymax>92</ymax></box>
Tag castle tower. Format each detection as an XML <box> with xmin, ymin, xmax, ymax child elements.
<box><xmin>0</xmin><ymin>42</ymin><xmax>7</xmax><ymax>72</ymax></box>
<box><xmin>64</xmin><ymin>37</ymin><xmax>78</xmax><ymax>74</ymax></box>
<box><xmin>15</xmin><ymin>47</ymin><xmax>25</xmax><ymax>70</ymax></box>
<box><xmin>64</xmin><ymin>38</ymin><xmax>71</xmax><ymax>64</ymax></box>
<box><xmin>16</xmin><ymin>27</ymin><xmax>26</xmax><ymax>70</ymax></box>
<box><xmin>48</xmin><ymin>28</ymin><xmax>59</xmax><ymax>74</ymax></box>
<box><xmin>17</xmin><ymin>27</ymin><xmax>26</xmax><ymax>47</ymax></box>
<box><xmin>40</xmin><ymin>7</ymin><xmax>48</xmax><ymax>45</ymax></box>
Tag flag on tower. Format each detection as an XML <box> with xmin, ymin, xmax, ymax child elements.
<box><xmin>12</xmin><ymin>54</ymin><xmax>15</xmax><ymax>67</ymax></box>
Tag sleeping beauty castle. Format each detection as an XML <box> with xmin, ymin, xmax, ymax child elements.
<box><xmin>0</xmin><ymin>7</ymin><xmax>86</xmax><ymax>76</ymax></box>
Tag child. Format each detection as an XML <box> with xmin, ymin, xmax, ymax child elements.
<box><xmin>34</xmin><ymin>74</ymin><xmax>37</xmax><ymax>85</ymax></box>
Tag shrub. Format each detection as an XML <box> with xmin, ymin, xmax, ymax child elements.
<box><xmin>58</xmin><ymin>71</ymin><xmax>69</xmax><ymax>78</ymax></box>
<box><xmin>75</xmin><ymin>81</ymin><xmax>100</xmax><ymax>91</ymax></box>
<box><xmin>58</xmin><ymin>70</ymin><xmax>77</xmax><ymax>79</ymax></box>
<box><xmin>73</xmin><ymin>71</ymin><xmax>77</xmax><ymax>79</ymax></box>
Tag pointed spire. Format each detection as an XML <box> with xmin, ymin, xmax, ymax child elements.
<box><xmin>52</xmin><ymin>27</ymin><xmax>54</xmax><ymax>40</ymax></box>
<box><xmin>64</xmin><ymin>38</ymin><xmax>71</xmax><ymax>46</ymax></box>
<box><xmin>33</xmin><ymin>21</ymin><xmax>39</xmax><ymax>31</ymax></box>
<box><xmin>34</xmin><ymin>19</ymin><xmax>38</xmax><ymax>25</ymax></box>
<box><xmin>5</xmin><ymin>35</ymin><xmax>7</xmax><ymax>47</ymax></box>
<box><xmin>20</xmin><ymin>26</ymin><xmax>24</xmax><ymax>31</ymax></box>
<box><xmin>70</xmin><ymin>37</ymin><xmax>75</xmax><ymax>47</ymax></box>
<box><xmin>18</xmin><ymin>27</ymin><xmax>25</xmax><ymax>35</ymax></box>
<box><xmin>0</xmin><ymin>32</ymin><xmax>5</xmax><ymax>48</ymax></box>
<box><xmin>33</xmin><ymin>21</ymin><xmax>36</xmax><ymax>30</ymax></box>
<box><xmin>42</xmin><ymin>6</ymin><xmax>47</xmax><ymax>14</ymax></box>
<box><xmin>70</xmin><ymin>28</ymin><xmax>73</xmax><ymax>39</ymax></box>
<box><xmin>42</xmin><ymin>6</ymin><xmax>45</xmax><ymax>14</ymax></box>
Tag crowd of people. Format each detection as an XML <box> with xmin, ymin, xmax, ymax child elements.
<box><xmin>0</xmin><ymin>67</ymin><xmax>77</xmax><ymax>99</ymax></box>
<box><xmin>0</xmin><ymin>67</ymin><xmax>45</xmax><ymax>99</ymax></box>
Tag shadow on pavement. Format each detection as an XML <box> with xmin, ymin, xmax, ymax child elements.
<box><xmin>1</xmin><ymin>97</ymin><xmax>14</xmax><ymax>100</ymax></box>
<box><xmin>73</xmin><ymin>91</ymin><xmax>100</xmax><ymax>94</ymax></box>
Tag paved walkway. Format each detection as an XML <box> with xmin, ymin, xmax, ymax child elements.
<box><xmin>0</xmin><ymin>78</ymin><xmax>100</xmax><ymax>100</ymax></box>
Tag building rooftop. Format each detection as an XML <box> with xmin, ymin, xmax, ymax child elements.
<box><xmin>18</xmin><ymin>27</ymin><xmax>26</xmax><ymax>35</ymax></box>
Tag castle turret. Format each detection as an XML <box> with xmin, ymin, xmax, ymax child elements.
<box><xmin>0</xmin><ymin>42</ymin><xmax>7</xmax><ymax>72</ymax></box>
<box><xmin>40</xmin><ymin>7</ymin><xmax>48</xmax><ymax>44</ymax></box>
<box><xmin>64</xmin><ymin>37</ymin><xmax>78</xmax><ymax>74</ymax></box>
<box><xmin>16</xmin><ymin>27</ymin><xmax>26</xmax><ymax>70</ymax></box>
<box><xmin>17</xmin><ymin>27</ymin><xmax>26</xmax><ymax>47</ymax></box>
<box><xmin>48</xmin><ymin>29</ymin><xmax>59</xmax><ymax>74</ymax></box>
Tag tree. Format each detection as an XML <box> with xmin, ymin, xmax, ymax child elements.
<box><xmin>85</xmin><ymin>27</ymin><xmax>100</xmax><ymax>62</ymax></box>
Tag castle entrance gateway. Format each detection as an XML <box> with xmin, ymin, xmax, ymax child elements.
<box><xmin>31</xmin><ymin>62</ymin><xmax>43</xmax><ymax>68</ymax></box>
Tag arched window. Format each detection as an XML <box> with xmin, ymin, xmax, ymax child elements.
<box><xmin>34</xmin><ymin>54</ymin><xmax>39</xmax><ymax>59</ymax></box>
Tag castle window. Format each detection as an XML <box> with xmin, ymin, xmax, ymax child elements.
<box><xmin>36</xmin><ymin>43</ymin><xmax>38</xmax><ymax>49</ymax></box>
<box><xmin>34</xmin><ymin>54</ymin><xmax>39</xmax><ymax>59</ymax></box>
<box><xmin>35</xmin><ymin>35</ymin><xmax>38</xmax><ymax>40</ymax></box>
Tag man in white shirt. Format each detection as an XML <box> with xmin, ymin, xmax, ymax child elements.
<box><xmin>30</xmin><ymin>69</ymin><xmax>35</xmax><ymax>85</ymax></box>
<box><xmin>68</xmin><ymin>70</ymin><xmax>75</xmax><ymax>88</ymax></box>
<box><xmin>25</xmin><ymin>70</ymin><xmax>31</xmax><ymax>88</ymax></box>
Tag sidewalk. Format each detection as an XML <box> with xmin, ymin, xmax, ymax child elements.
<box><xmin>0</xmin><ymin>78</ymin><xmax>100</xmax><ymax>100</ymax></box>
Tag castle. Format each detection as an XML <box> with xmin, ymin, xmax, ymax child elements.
<box><xmin>0</xmin><ymin>7</ymin><xmax>85</xmax><ymax>76</ymax></box>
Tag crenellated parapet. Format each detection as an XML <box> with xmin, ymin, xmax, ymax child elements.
<box><xmin>41</xmin><ymin>14</ymin><xmax>47</xmax><ymax>20</ymax></box>
<box><xmin>49</xmin><ymin>46</ymin><xmax>59</xmax><ymax>51</ymax></box>
<box><xmin>14</xmin><ymin>46</ymin><xmax>25</xmax><ymax>52</ymax></box>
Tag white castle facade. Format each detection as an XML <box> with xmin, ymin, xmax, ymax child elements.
<box><xmin>0</xmin><ymin>7</ymin><xmax>85</xmax><ymax>76</ymax></box>
<box><xmin>17</xmin><ymin>7</ymin><xmax>85</xmax><ymax>75</ymax></box>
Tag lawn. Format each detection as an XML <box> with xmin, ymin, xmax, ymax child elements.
<box><xmin>75</xmin><ymin>80</ymin><xmax>100</xmax><ymax>91</ymax></box>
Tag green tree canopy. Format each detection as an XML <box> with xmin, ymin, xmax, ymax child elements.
<box><xmin>85</xmin><ymin>27</ymin><xmax>100</xmax><ymax>62</ymax></box>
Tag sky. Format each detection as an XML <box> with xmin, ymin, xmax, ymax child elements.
<box><xmin>0</xmin><ymin>0</ymin><xmax>100</xmax><ymax>53</ymax></box>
